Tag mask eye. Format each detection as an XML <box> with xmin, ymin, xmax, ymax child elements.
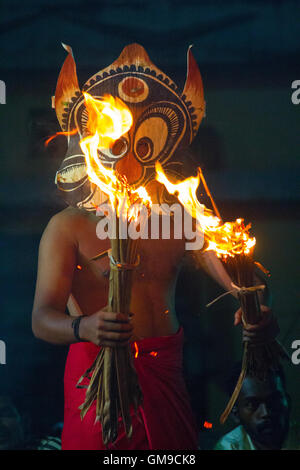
<box><xmin>136</xmin><ymin>137</ymin><xmax>153</xmax><ymax>161</ymax></box>
<box><xmin>110</xmin><ymin>138</ymin><xmax>128</xmax><ymax>157</ymax></box>
<box><xmin>134</xmin><ymin>116</ymin><xmax>168</xmax><ymax>163</ymax></box>
<box><xmin>133</xmin><ymin>102</ymin><xmax>184</xmax><ymax>165</ymax></box>
<box><xmin>98</xmin><ymin>136</ymin><xmax>129</xmax><ymax>161</ymax></box>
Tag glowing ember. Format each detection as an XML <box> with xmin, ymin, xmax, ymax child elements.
<box><xmin>203</xmin><ymin>421</ymin><xmax>213</xmax><ymax>429</ymax></box>
<box><xmin>149</xmin><ymin>351</ymin><xmax>158</xmax><ymax>357</ymax></box>
<box><xmin>155</xmin><ymin>162</ymin><xmax>256</xmax><ymax>259</ymax></box>
<box><xmin>79</xmin><ymin>93</ymin><xmax>151</xmax><ymax>219</ymax></box>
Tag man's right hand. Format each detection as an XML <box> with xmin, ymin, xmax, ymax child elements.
<box><xmin>79</xmin><ymin>310</ymin><xmax>133</xmax><ymax>347</ymax></box>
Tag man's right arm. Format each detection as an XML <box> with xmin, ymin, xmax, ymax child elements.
<box><xmin>32</xmin><ymin>212</ymin><xmax>132</xmax><ymax>346</ymax></box>
<box><xmin>32</xmin><ymin>212</ymin><xmax>80</xmax><ymax>344</ymax></box>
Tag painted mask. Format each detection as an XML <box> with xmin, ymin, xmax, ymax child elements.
<box><xmin>54</xmin><ymin>43</ymin><xmax>205</xmax><ymax>209</ymax></box>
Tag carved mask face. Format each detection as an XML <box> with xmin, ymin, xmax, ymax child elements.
<box><xmin>54</xmin><ymin>43</ymin><xmax>205</xmax><ymax>209</ymax></box>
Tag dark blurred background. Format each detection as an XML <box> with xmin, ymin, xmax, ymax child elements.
<box><xmin>0</xmin><ymin>0</ymin><xmax>299</xmax><ymax>448</ymax></box>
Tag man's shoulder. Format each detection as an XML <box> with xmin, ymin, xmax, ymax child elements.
<box><xmin>39</xmin><ymin>207</ymin><xmax>95</xmax><ymax>252</ymax></box>
<box><xmin>48</xmin><ymin>207</ymin><xmax>92</xmax><ymax>229</ymax></box>
<box><xmin>44</xmin><ymin>207</ymin><xmax>96</xmax><ymax>239</ymax></box>
<box><xmin>214</xmin><ymin>425</ymin><xmax>254</xmax><ymax>450</ymax></box>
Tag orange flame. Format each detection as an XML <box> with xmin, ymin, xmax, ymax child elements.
<box><xmin>134</xmin><ymin>342</ymin><xmax>139</xmax><ymax>359</ymax></box>
<box><xmin>79</xmin><ymin>93</ymin><xmax>151</xmax><ymax>218</ymax></box>
<box><xmin>45</xmin><ymin>128</ymin><xmax>78</xmax><ymax>147</ymax></box>
<box><xmin>204</xmin><ymin>218</ymin><xmax>256</xmax><ymax>258</ymax></box>
<box><xmin>155</xmin><ymin>162</ymin><xmax>256</xmax><ymax>259</ymax></box>
<box><xmin>82</xmin><ymin>93</ymin><xmax>133</xmax><ymax>148</ymax></box>
<box><xmin>156</xmin><ymin>161</ymin><xmax>220</xmax><ymax>229</ymax></box>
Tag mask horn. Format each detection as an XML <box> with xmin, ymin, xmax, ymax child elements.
<box><xmin>182</xmin><ymin>45</ymin><xmax>206</xmax><ymax>140</ymax></box>
<box><xmin>54</xmin><ymin>43</ymin><xmax>80</xmax><ymax>130</ymax></box>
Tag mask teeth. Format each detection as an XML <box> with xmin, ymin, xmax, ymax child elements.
<box><xmin>56</xmin><ymin>164</ymin><xmax>87</xmax><ymax>183</ymax></box>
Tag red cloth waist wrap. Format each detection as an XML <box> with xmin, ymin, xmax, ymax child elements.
<box><xmin>61</xmin><ymin>327</ymin><xmax>198</xmax><ymax>450</ymax></box>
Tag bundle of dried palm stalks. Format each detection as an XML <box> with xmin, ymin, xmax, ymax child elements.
<box><xmin>220</xmin><ymin>254</ymin><xmax>289</xmax><ymax>424</ymax></box>
<box><xmin>77</xmin><ymin>201</ymin><xmax>149</xmax><ymax>445</ymax></box>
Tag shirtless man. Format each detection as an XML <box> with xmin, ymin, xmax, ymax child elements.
<box><xmin>31</xmin><ymin>41</ymin><xmax>216</xmax><ymax>450</ymax></box>
<box><xmin>32</xmin><ymin>43</ymin><xmax>272</xmax><ymax>450</ymax></box>
<box><xmin>32</xmin><ymin>208</ymin><xmax>185</xmax><ymax>348</ymax></box>
<box><xmin>32</xmin><ymin>206</ymin><xmax>200</xmax><ymax>450</ymax></box>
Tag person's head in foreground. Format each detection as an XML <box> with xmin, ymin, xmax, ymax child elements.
<box><xmin>217</xmin><ymin>364</ymin><xmax>290</xmax><ymax>450</ymax></box>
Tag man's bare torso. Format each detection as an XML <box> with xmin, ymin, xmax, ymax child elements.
<box><xmin>64</xmin><ymin>207</ymin><xmax>186</xmax><ymax>340</ymax></box>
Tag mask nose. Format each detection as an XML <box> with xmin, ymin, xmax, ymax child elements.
<box><xmin>115</xmin><ymin>152</ymin><xmax>143</xmax><ymax>185</ymax></box>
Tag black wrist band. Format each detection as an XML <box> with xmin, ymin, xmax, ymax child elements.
<box><xmin>71</xmin><ymin>315</ymin><xmax>87</xmax><ymax>342</ymax></box>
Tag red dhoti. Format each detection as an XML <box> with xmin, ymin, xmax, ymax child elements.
<box><xmin>61</xmin><ymin>328</ymin><xmax>198</xmax><ymax>450</ymax></box>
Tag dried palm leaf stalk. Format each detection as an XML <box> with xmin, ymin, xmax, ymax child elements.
<box><xmin>77</xmin><ymin>206</ymin><xmax>145</xmax><ymax>445</ymax></box>
<box><xmin>154</xmin><ymin>162</ymin><xmax>289</xmax><ymax>426</ymax></box>
<box><xmin>220</xmin><ymin>254</ymin><xmax>289</xmax><ymax>424</ymax></box>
